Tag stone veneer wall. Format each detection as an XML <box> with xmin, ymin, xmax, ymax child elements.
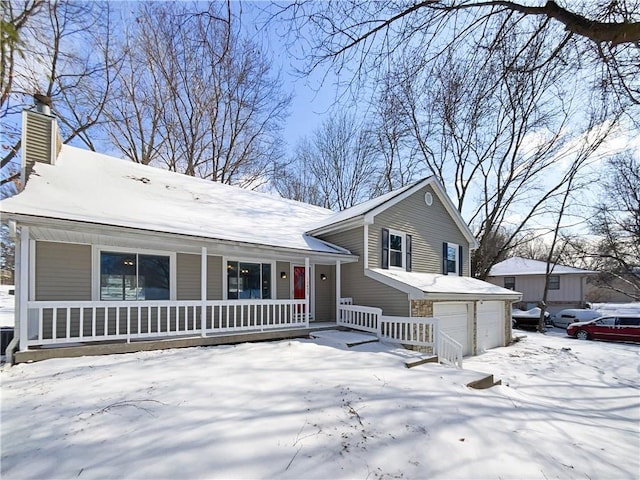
<box><xmin>411</xmin><ymin>300</ymin><xmax>434</xmax><ymax>317</ymax></box>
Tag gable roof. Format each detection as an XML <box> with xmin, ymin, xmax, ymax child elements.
<box><xmin>1</xmin><ymin>145</ymin><xmax>349</xmax><ymax>256</ymax></box>
<box><xmin>308</xmin><ymin>177</ymin><xmax>479</xmax><ymax>249</ymax></box>
<box><xmin>488</xmin><ymin>257</ymin><xmax>597</xmax><ymax>277</ymax></box>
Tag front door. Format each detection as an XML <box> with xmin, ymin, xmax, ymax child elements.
<box><xmin>293</xmin><ymin>266</ymin><xmax>306</xmax><ymax>300</ymax></box>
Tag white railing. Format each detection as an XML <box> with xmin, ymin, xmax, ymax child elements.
<box><xmin>26</xmin><ymin>299</ymin><xmax>308</xmax><ymax>347</ymax></box>
<box><xmin>338</xmin><ymin>304</ymin><xmax>463</xmax><ymax>369</ymax></box>
<box><xmin>337</xmin><ymin>304</ymin><xmax>381</xmax><ymax>334</ymax></box>
<box><xmin>438</xmin><ymin>331</ymin><xmax>463</xmax><ymax>369</ymax></box>
<box><xmin>379</xmin><ymin>316</ymin><xmax>437</xmax><ymax>352</ymax></box>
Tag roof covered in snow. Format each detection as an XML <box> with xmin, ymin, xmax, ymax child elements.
<box><xmin>368</xmin><ymin>268</ymin><xmax>522</xmax><ymax>300</ymax></box>
<box><xmin>308</xmin><ymin>177</ymin><xmax>478</xmax><ymax>248</ymax></box>
<box><xmin>488</xmin><ymin>257</ymin><xmax>597</xmax><ymax>277</ymax></box>
<box><xmin>1</xmin><ymin>145</ymin><xmax>348</xmax><ymax>255</ymax></box>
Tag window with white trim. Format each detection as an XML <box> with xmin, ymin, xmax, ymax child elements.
<box><xmin>100</xmin><ymin>251</ymin><xmax>170</xmax><ymax>300</ymax></box>
<box><xmin>227</xmin><ymin>261</ymin><xmax>272</xmax><ymax>299</ymax></box>
<box><xmin>381</xmin><ymin>228</ymin><xmax>412</xmax><ymax>271</ymax></box>
<box><xmin>548</xmin><ymin>275</ymin><xmax>560</xmax><ymax>290</ymax></box>
<box><xmin>443</xmin><ymin>242</ymin><xmax>461</xmax><ymax>276</ymax></box>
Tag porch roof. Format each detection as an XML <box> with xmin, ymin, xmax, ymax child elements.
<box><xmin>367</xmin><ymin>268</ymin><xmax>522</xmax><ymax>301</ymax></box>
<box><xmin>2</xmin><ymin>145</ymin><xmax>351</xmax><ymax>257</ymax></box>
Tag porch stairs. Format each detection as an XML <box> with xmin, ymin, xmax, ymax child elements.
<box><xmin>309</xmin><ymin>329</ymin><xmax>500</xmax><ymax>390</ymax></box>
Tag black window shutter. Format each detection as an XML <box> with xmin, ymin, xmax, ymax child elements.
<box><xmin>442</xmin><ymin>242</ymin><xmax>448</xmax><ymax>274</ymax></box>
<box><xmin>381</xmin><ymin>228</ymin><xmax>389</xmax><ymax>269</ymax></box>
<box><xmin>458</xmin><ymin>245</ymin><xmax>464</xmax><ymax>276</ymax></box>
<box><xmin>406</xmin><ymin>234</ymin><xmax>412</xmax><ymax>272</ymax></box>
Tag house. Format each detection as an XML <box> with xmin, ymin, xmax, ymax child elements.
<box><xmin>487</xmin><ymin>256</ymin><xmax>597</xmax><ymax>314</ymax></box>
<box><xmin>1</xmin><ymin>102</ymin><xmax>520</xmax><ymax>364</ymax></box>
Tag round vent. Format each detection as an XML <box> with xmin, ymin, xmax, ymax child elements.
<box><xmin>424</xmin><ymin>192</ymin><xmax>433</xmax><ymax>206</ymax></box>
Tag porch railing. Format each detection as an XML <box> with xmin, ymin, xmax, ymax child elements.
<box><xmin>379</xmin><ymin>316</ymin><xmax>437</xmax><ymax>352</ymax></box>
<box><xmin>26</xmin><ymin>299</ymin><xmax>308</xmax><ymax>347</ymax></box>
<box><xmin>338</xmin><ymin>304</ymin><xmax>462</xmax><ymax>368</ymax></box>
<box><xmin>337</xmin><ymin>304</ymin><xmax>381</xmax><ymax>334</ymax></box>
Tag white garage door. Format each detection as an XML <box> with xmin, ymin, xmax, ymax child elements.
<box><xmin>433</xmin><ymin>302</ymin><xmax>471</xmax><ymax>356</ymax></box>
<box><xmin>477</xmin><ymin>301</ymin><xmax>504</xmax><ymax>351</ymax></box>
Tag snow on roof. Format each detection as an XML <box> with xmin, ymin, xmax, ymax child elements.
<box><xmin>488</xmin><ymin>257</ymin><xmax>597</xmax><ymax>277</ymax></box>
<box><xmin>369</xmin><ymin>268</ymin><xmax>521</xmax><ymax>298</ymax></box>
<box><xmin>310</xmin><ymin>182</ymin><xmax>416</xmax><ymax>230</ymax></box>
<box><xmin>1</xmin><ymin>145</ymin><xmax>347</xmax><ymax>255</ymax></box>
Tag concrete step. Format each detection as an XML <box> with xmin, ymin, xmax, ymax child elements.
<box><xmin>308</xmin><ymin>329</ymin><xmax>379</xmax><ymax>348</ymax></box>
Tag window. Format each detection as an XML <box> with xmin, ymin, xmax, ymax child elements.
<box><xmin>100</xmin><ymin>251</ymin><xmax>170</xmax><ymax>301</ymax></box>
<box><xmin>227</xmin><ymin>261</ymin><xmax>272</xmax><ymax>299</ymax></box>
<box><xmin>504</xmin><ymin>276</ymin><xmax>516</xmax><ymax>290</ymax></box>
<box><xmin>381</xmin><ymin>228</ymin><xmax>412</xmax><ymax>271</ymax></box>
<box><xmin>442</xmin><ymin>242</ymin><xmax>461</xmax><ymax>276</ymax></box>
<box><xmin>548</xmin><ymin>275</ymin><xmax>560</xmax><ymax>290</ymax></box>
<box><xmin>389</xmin><ymin>232</ymin><xmax>404</xmax><ymax>268</ymax></box>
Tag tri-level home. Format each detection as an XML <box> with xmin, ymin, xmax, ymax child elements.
<box><xmin>2</xmin><ymin>101</ymin><xmax>520</xmax><ymax>364</ymax></box>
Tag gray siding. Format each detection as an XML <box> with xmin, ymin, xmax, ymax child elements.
<box><xmin>370</xmin><ymin>184</ymin><xmax>470</xmax><ymax>276</ymax></box>
<box><xmin>207</xmin><ymin>255</ymin><xmax>223</xmax><ymax>300</ymax></box>
<box><xmin>276</xmin><ymin>261</ymin><xmax>290</xmax><ymax>300</ymax></box>
<box><xmin>321</xmin><ymin>227</ymin><xmax>408</xmax><ymax>316</ymax></box>
<box><xmin>176</xmin><ymin>253</ymin><xmax>201</xmax><ymax>300</ymax></box>
<box><xmin>315</xmin><ymin>265</ymin><xmax>336</xmax><ymax>321</ymax></box>
<box><xmin>35</xmin><ymin>241</ymin><xmax>91</xmax><ymax>301</ymax></box>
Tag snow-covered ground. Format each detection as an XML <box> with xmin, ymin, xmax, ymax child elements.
<box><xmin>0</xmin><ymin>285</ymin><xmax>15</xmax><ymax>328</ymax></box>
<box><xmin>2</xmin><ymin>330</ymin><xmax>639</xmax><ymax>479</ymax></box>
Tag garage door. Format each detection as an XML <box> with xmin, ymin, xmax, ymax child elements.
<box><xmin>433</xmin><ymin>302</ymin><xmax>471</xmax><ymax>356</ymax></box>
<box><xmin>477</xmin><ymin>301</ymin><xmax>504</xmax><ymax>351</ymax></box>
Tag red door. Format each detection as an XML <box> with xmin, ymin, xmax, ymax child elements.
<box><xmin>293</xmin><ymin>266</ymin><xmax>306</xmax><ymax>300</ymax></box>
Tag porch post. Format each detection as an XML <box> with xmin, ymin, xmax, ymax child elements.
<box><xmin>201</xmin><ymin>246</ymin><xmax>207</xmax><ymax>337</ymax></box>
<box><xmin>304</xmin><ymin>257</ymin><xmax>310</xmax><ymax>326</ymax></box>
<box><xmin>18</xmin><ymin>225</ymin><xmax>30</xmax><ymax>351</ymax></box>
<box><xmin>335</xmin><ymin>260</ymin><xmax>341</xmax><ymax>323</ymax></box>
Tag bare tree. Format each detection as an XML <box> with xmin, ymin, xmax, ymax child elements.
<box><xmin>1</xmin><ymin>1</ymin><xmax>118</xmax><ymax>195</ymax></box>
<box><xmin>104</xmin><ymin>2</ymin><xmax>291</xmax><ymax>188</ymax></box>
<box><xmin>282</xmin><ymin>113</ymin><xmax>377</xmax><ymax>210</ymax></box>
<box><xmin>369</xmin><ymin>22</ymin><xmax>617</xmax><ymax>279</ymax></box>
<box><xmin>278</xmin><ymin>1</ymin><xmax>640</xmax><ymax>109</ymax></box>
<box><xmin>588</xmin><ymin>153</ymin><xmax>640</xmax><ymax>300</ymax></box>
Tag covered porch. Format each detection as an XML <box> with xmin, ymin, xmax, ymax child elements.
<box><xmin>11</xmin><ymin>218</ymin><xmax>357</xmax><ymax>361</ymax></box>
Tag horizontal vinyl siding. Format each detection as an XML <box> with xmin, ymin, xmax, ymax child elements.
<box><xmin>315</xmin><ymin>265</ymin><xmax>335</xmax><ymax>321</ymax></box>
<box><xmin>35</xmin><ymin>241</ymin><xmax>91</xmax><ymax>301</ymax></box>
<box><xmin>321</xmin><ymin>226</ymin><xmax>407</xmax><ymax>315</ymax></box>
<box><xmin>276</xmin><ymin>261</ymin><xmax>290</xmax><ymax>300</ymax></box>
<box><xmin>176</xmin><ymin>253</ymin><xmax>201</xmax><ymax>300</ymax></box>
<box><xmin>371</xmin><ymin>185</ymin><xmax>470</xmax><ymax>275</ymax></box>
<box><xmin>342</xmin><ymin>263</ymin><xmax>409</xmax><ymax>316</ymax></box>
<box><xmin>489</xmin><ymin>275</ymin><xmax>585</xmax><ymax>304</ymax></box>
<box><xmin>320</xmin><ymin>227</ymin><xmax>364</xmax><ymax>257</ymax></box>
<box><xmin>207</xmin><ymin>255</ymin><xmax>223</xmax><ymax>300</ymax></box>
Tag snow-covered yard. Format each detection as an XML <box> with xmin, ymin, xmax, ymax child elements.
<box><xmin>1</xmin><ymin>330</ymin><xmax>639</xmax><ymax>479</ymax></box>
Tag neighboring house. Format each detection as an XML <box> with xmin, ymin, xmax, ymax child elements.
<box><xmin>1</xmin><ymin>103</ymin><xmax>520</xmax><ymax>363</ymax></box>
<box><xmin>487</xmin><ymin>257</ymin><xmax>597</xmax><ymax>314</ymax></box>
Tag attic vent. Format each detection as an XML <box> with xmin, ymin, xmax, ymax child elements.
<box><xmin>424</xmin><ymin>192</ymin><xmax>433</xmax><ymax>206</ymax></box>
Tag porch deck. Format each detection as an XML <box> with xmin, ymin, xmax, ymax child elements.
<box><xmin>14</xmin><ymin>322</ymin><xmax>339</xmax><ymax>364</ymax></box>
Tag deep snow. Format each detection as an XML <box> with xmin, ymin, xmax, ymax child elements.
<box><xmin>1</xmin><ymin>330</ymin><xmax>639</xmax><ymax>479</ymax></box>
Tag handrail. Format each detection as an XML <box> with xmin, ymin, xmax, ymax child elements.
<box><xmin>438</xmin><ymin>331</ymin><xmax>463</xmax><ymax>369</ymax></box>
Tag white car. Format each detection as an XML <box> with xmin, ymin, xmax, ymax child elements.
<box><xmin>552</xmin><ymin>309</ymin><xmax>602</xmax><ymax>329</ymax></box>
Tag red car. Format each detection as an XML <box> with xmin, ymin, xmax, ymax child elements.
<box><xmin>566</xmin><ymin>314</ymin><xmax>640</xmax><ymax>342</ymax></box>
